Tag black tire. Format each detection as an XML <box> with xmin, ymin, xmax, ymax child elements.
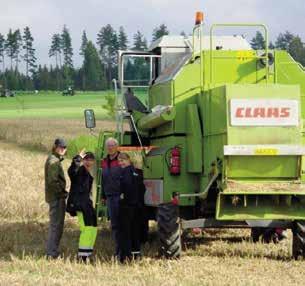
<box><xmin>251</xmin><ymin>228</ymin><xmax>263</xmax><ymax>243</ymax></box>
<box><xmin>251</xmin><ymin>228</ymin><xmax>279</xmax><ymax>244</ymax></box>
<box><xmin>292</xmin><ymin>221</ymin><xmax>305</xmax><ymax>260</ymax></box>
<box><xmin>157</xmin><ymin>203</ymin><xmax>181</xmax><ymax>258</ymax></box>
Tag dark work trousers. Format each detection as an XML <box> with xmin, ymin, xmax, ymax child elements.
<box><xmin>106</xmin><ymin>195</ymin><xmax>121</xmax><ymax>256</ymax></box>
<box><xmin>46</xmin><ymin>198</ymin><xmax>66</xmax><ymax>258</ymax></box>
<box><xmin>118</xmin><ymin>205</ymin><xmax>141</xmax><ymax>262</ymax></box>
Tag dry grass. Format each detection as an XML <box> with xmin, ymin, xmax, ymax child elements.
<box><xmin>0</xmin><ymin>119</ymin><xmax>116</xmax><ymax>152</ymax></box>
<box><xmin>1</xmin><ymin>141</ymin><xmax>305</xmax><ymax>285</ymax></box>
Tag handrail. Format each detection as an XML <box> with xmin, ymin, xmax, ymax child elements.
<box><xmin>192</xmin><ymin>24</ymin><xmax>204</xmax><ymax>90</ymax></box>
<box><xmin>209</xmin><ymin>23</ymin><xmax>269</xmax><ymax>84</ymax></box>
<box><xmin>112</xmin><ymin>78</ymin><xmax>124</xmax><ymax>144</ymax></box>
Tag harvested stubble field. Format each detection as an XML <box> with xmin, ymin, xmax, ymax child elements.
<box><xmin>1</xmin><ymin>92</ymin><xmax>305</xmax><ymax>285</ymax></box>
<box><xmin>1</xmin><ymin>141</ymin><xmax>305</xmax><ymax>286</ymax></box>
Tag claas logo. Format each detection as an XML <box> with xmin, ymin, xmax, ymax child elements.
<box><xmin>235</xmin><ymin>107</ymin><xmax>291</xmax><ymax>118</ymax></box>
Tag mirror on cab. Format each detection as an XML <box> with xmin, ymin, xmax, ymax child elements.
<box><xmin>84</xmin><ymin>109</ymin><xmax>96</xmax><ymax>129</ymax></box>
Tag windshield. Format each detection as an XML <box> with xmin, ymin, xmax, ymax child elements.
<box><xmin>122</xmin><ymin>56</ymin><xmax>152</xmax><ymax>87</ymax></box>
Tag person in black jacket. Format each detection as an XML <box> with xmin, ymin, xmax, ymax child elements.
<box><xmin>117</xmin><ymin>152</ymin><xmax>146</xmax><ymax>262</ymax></box>
<box><xmin>101</xmin><ymin>137</ymin><xmax>121</xmax><ymax>257</ymax></box>
<box><xmin>67</xmin><ymin>149</ymin><xmax>97</xmax><ymax>262</ymax></box>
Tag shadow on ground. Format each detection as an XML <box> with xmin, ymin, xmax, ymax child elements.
<box><xmin>0</xmin><ymin>219</ymin><xmax>159</xmax><ymax>262</ymax></box>
<box><xmin>0</xmin><ymin>220</ymin><xmax>292</xmax><ymax>262</ymax></box>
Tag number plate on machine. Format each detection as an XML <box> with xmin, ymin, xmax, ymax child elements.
<box><xmin>254</xmin><ymin>148</ymin><xmax>278</xmax><ymax>155</ymax></box>
<box><xmin>224</xmin><ymin>145</ymin><xmax>305</xmax><ymax>156</ymax></box>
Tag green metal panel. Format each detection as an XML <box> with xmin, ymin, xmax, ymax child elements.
<box><xmin>149</xmin><ymin>82</ymin><xmax>173</xmax><ymax>108</ymax></box>
<box><xmin>173</xmin><ymin>60</ymin><xmax>201</xmax><ymax>134</ymax></box>
<box><xmin>186</xmin><ymin>104</ymin><xmax>203</xmax><ymax>173</ymax></box>
<box><xmin>275</xmin><ymin>51</ymin><xmax>305</xmax><ymax>116</ymax></box>
<box><xmin>145</xmin><ymin>136</ymin><xmax>199</xmax><ymax>206</ymax></box>
<box><xmin>217</xmin><ymin>192</ymin><xmax>305</xmax><ymax>220</ymax></box>
<box><xmin>227</xmin><ymin>156</ymin><xmax>299</xmax><ymax>178</ymax></box>
<box><xmin>144</xmin><ymin>155</ymin><xmax>164</xmax><ymax>179</ymax></box>
<box><xmin>203</xmin><ymin>50</ymin><xmax>268</xmax><ymax>85</ymax></box>
<box><xmin>225</xmin><ymin>84</ymin><xmax>302</xmax><ymax>145</ymax></box>
<box><xmin>149</xmin><ymin>82</ymin><xmax>174</xmax><ymax>137</ymax></box>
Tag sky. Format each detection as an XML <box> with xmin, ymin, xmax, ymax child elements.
<box><xmin>0</xmin><ymin>0</ymin><xmax>304</xmax><ymax>69</ymax></box>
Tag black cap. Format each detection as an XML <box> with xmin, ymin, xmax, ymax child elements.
<box><xmin>54</xmin><ymin>138</ymin><xmax>67</xmax><ymax>148</ymax></box>
<box><xmin>84</xmin><ymin>152</ymin><xmax>95</xmax><ymax>160</ymax></box>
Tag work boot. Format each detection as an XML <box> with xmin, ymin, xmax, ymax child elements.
<box><xmin>77</xmin><ymin>256</ymin><xmax>88</xmax><ymax>263</ymax></box>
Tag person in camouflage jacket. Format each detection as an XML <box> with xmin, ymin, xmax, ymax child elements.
<box><xmin>44</xmin><ymin>138</ymin><xmax>68</xmax><ymax>259</ymax></box>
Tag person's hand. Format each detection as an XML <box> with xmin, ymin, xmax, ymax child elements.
<box><xmin>79</xmin><ymin>148</ymin><xmax>86</xmax><ymax>159</ymax></box>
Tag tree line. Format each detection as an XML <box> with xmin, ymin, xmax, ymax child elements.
<box><xmin>0</xmin><ymin>25</ymin><xmax>304</xmax><ymax>91</ymax></box>
<box><xmin>251</xmin><ymin>31</ymin><xmax>305</xmax><ymax>66</ymax></box>
<box><xmin>0</xmin><ymin>24</ymin><xmax>169</xmax><ymax>91</ymax></box>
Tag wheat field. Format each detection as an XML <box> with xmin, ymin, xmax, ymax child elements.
<box><xmin>1</xmin><ymin>140</ymin><xmax>305</xmax><ymax>286</ymax></box>
<box><xmin>0</xmin><ymin>119</ymin><xmax>116</xmax><ymax>153</ymax></box>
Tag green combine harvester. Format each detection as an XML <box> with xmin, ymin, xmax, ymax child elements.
<box><xmin>85</xmin><ymin>12</ymin><xmax>305</xmax><ymax>259</ymax></box>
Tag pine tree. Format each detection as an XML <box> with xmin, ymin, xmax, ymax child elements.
<box><xmin>250</xmin><ymin>31</ymin><xmax>266</xmax><ymax>50</ymax></box>
<box><xmin>13</xmin><ymin>29</ymin><xmax>22</xmax><ymax>71</ymax></box>
<box><xmin>269</xmin><ymin>42</ymin><xmax>275</xmax><ymax>49</ymax></box>
<box><xmin>118</xmin><ymin>26</ymin><xmax>128</xmax><ymax>50</ymax></box>
<box><xmin>288</xmin><ymin>36</ymin><xmax>305</xmax><ymax>66</ymax></box>
<box><xmin>22</xmin><ymin>27</ymin><xmax>37</xmax><ymax>79</ymax></box>
<box><xmin>0</xmin><ymin>33</ymin><xmax>5</xmax><ymax>72</ymax></box>
<box><xmin>5</xmin><ymin>29</ymin><xmax>15</xmax><ymax>70</ymax></box>
<box><xmin>133</xmin><ymin>31</ymin><xmax>147</xmax><ymax>51</ymax></box>
<box><xmin>61</xmin><ymin>25</ymin><xmax>74</xmax><ymax>87</ymax></box>
<box><xmin>80</xmin><ymin>30</ymin><xmax>88</xmax><ymax>56</ymax></box>
<box><xmin>49</xmin><ymin>34</ymin><xmax>62</xmax><ymax>68</ymax></box>
<box><xmin>275</xmin><ymin>31</ymin><xmax>294</xmax><ymax>50</ymax></box>
<box><xmin>61</xmin><ymin>25</ymin><xmax>73</xmax><ymax>68</ymax></box>
<box><xmin>49</xmin><ymin>33</ymin><xmax>62</xmax><ymax>89</ymax></box>
<box><xmin>97</xmin><ymin>24</ymin><xmax>119</xmax><ymax>87</ymax></box>
<box><xmin>83</xmin><ymin>41</ymin><xmax>105</xmax><ymax>90</ymax></box>
<box><xmin>40</xmin><ymin>65</ymin><xmax>50</xmax><ymax>90</ymax></box>
<box><xmin>152</xmin><ymin>24</ymin><xmax>169</xmax><ymax>41</ymax></box>
<box><xmin>79</xmin><ymin>30</ymin><xmax>88</xmax><ymax>90</ymax></box>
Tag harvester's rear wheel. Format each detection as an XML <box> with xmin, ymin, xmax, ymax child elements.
<box><xmin>157</xmin><ymin>203</ymin><xmax>181</xmax><ymax>259</ymax></box>
<box><xmin>292</xmin><ymin>221</ymin><xmax>305</xmax><ymax>260</ymax></box>
<box><xmin>251</xmin><ymin>228</ymin><xmax>281</xmax><ymax>244</ymax></box>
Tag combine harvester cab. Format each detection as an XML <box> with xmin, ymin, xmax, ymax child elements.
<box><xmin>87</xmin><ymin>12</ymin><xmax>305</xmax><ymax>259</ymax></box>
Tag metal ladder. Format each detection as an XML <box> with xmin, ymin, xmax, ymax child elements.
<box><xmin>95</xmin><ymin>131</ymin><xmax>114</xmax><ymax>220</ymax></box>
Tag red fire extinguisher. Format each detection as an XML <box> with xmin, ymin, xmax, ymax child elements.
<box><xmin>170</xmin><ymin>147</ymin><xmax>181</xmax><ymax>175</ymax></box>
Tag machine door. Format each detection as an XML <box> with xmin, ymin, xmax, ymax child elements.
<box><xmin>119</xmin><ymin>51</ymin><xmax>160</xmax><ymax>88</ymax></box>
<box><xmin>116</xmin><ymin>51</ymin><xmax>161</xmax><ymax>142</ymax></box>
<box><xmin>118</xmin><ymin>51</ymin><xmax>160</xmax><ymax>111</ymax></box>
